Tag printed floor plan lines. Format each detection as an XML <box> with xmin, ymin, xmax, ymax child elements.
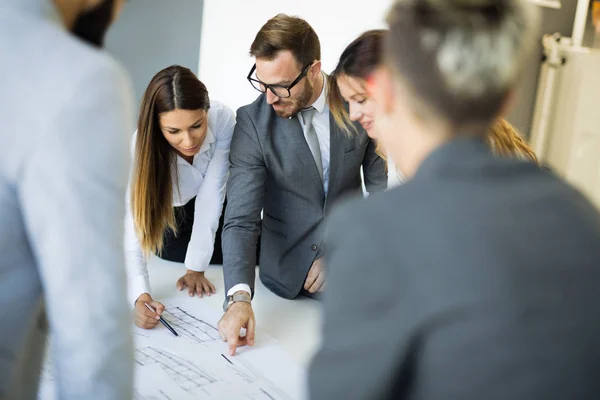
<box><xmin>162</xmin><ymin>307</ymin><xmax>221</xmax><ymax>344</ymax></box>
<box><xmin>136</xmin><ymin>347</ymin><xmax>216</xmax><ymax>391</ymax></box>
<box><xmin>134</xmin><ymin>389</ymin><xmax>173</xmax><ymax>400</ymax></box>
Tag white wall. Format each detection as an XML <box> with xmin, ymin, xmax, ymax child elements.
<box><xmin>198</xmin><ymin>0</ymin><xmax>391</xmax><ymax>112</ymax></box>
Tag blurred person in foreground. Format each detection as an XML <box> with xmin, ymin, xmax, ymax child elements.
<box><xmin>0</xmin><ymin>0</ymin><xmax>133</xmax><ymax>398</ymax></box>
<box><xmin>310</xmin><ymin>0</ymin><xmax>600</xmax><ymax>399</ymax></box>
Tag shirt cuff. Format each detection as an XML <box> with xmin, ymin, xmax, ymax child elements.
<box><xmin>184</xmin><ymin>248</ymin><xmax>210</xmax><ymax>273</ymax></box>
<box><xmin>184</xmin><ymin>260</ymin><xmax>209</xmax><ymax>273</ymax></box>
<box><xmin>128</xmin><ymin>274</ymin><xmax>151</xmax><ymax>306</ymax></box>
<box><xmin>227</xmin><ymin>284</ymin><xmax>251</xmax><ymax>297</ymax></box>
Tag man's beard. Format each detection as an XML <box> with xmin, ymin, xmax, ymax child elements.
<box><xmin>71</xmin><ymin>0</ymin><xmax>115</xmax><ymax>48</ymax></box>
<box><xmin>272</xmin><ymin>79</ymin><xmax>314</xmax><ymax>119</ymax></box>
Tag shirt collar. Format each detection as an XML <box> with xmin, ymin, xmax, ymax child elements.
<box><xmin>177</xmin><ymin>125</ymin><xmax>216</xmax><ymax>165</ymax></box>
<box><xmin>310</xmin><ymin>72</ymin><xmax>327</xmax><ymax>115</ymax></box>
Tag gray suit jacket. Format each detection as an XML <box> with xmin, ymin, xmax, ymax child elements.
<box><xmin>222</xmin><ymin>94</ymin><xmax>387</xmax><ymax>299</ymax></box>
<box><xmin>0</xmin><ymin>1</ymin><xmax>133</xmax><ymax>398</ymax></box>
<box><xmin>310</xmin><ymin>137</ymin><xmax>600</xmax><ymax>400</ymax></box>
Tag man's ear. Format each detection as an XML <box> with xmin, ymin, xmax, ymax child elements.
<box><xmin>310</xmin><ymin>60</ymin><xmax>322</xmax><ymax>79</ymax></box>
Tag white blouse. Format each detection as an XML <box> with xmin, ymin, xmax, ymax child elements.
<box><xmin>387</xmin><ymin>154</ymin><xmax>404</xmax><ymax>189</ymax></box>
<box><xmin>125</xmin><ymin>100</ymin><xmax>235</xmax><ymax>304</ymax></box>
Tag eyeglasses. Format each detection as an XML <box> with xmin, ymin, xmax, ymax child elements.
<box><xmin>247</xmin><ymin>63</ymin><xmax>311</xmax><ymax>98</ymax></box>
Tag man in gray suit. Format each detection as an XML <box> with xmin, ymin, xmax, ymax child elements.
<box><xmin>0</xmin><ymin>0</ymin><xmax>133</xmax><ymax>398</ymax></box>
<box><xmin>218</xmin><ymin>14</ymin><xmax>387</xmax><ymax>355</ymax></box>
<box><xmin>310</xmin><ymin>0</ymin><xmax>600</xmax><ymax>399</ymax></box>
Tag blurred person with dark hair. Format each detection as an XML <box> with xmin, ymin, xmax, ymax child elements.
<box><xmin>0</xmin><ymin>0</ymin><xmax>133</xmax><ymax>398</ymax></box>
<box><xmin>310</xmin><ymin>0</ymin><xmax>600</xmax><ymax>399</ymax></box>
<box><xmin>127</xmin><ymin>65</ymin><xmax>235</xmax><ymax>328</ymax></box>
<box><xmin>218</xmin><ymin>14</ymin><xmax>387</xmax><ymax>356</ymax></box>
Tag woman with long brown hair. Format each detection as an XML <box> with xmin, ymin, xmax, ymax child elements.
<box><xmin>328</xmin><ymin>29</ymin><xmax>538</xmax><ymax>188</ymax></box>
<box><xmin>126</xmin><ymin>65</ymin><xmax>235</xmax><ymax>329</ymax></box>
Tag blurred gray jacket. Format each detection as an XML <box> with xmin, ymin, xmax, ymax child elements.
<box><xmin>310</xmin><ymin>137</ymin><xmax>600</xmax><ymax>400</ymax></box>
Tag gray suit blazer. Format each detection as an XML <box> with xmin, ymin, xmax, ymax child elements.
<box><xmin>310</xmin><ymin>137</ymin><xmax>600</xmax><ymax>400</ymax></box>
<box><xmin>222</xmin><ymin>94</ymin><xmax>387</xmax><ymax>299</ymax></box>
<box><xmin>0</xmin><ymin>1</ymin><xmax>133</xmax><ymax>398</ymax></box>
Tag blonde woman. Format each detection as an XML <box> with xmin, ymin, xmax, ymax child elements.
<box><xmin>328</xmin><ymin>29</ymin><xmax>537</xmax><ymax>188</ymax></box>
<box><xmin>126</xmin><ymin>65</ymin><xmax>234</xmax><ymax>329</ymax></box>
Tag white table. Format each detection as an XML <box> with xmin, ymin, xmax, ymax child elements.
<box><xmin>146</xmin><ymin>256</ymin><xmax>322</xmax><ymax>367</ymax></box>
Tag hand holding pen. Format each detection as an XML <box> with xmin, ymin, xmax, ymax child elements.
<box><xmin>144</xmin><ymin>303</ymin><xmax>178</xmax><ymax>337</ymax></box>
<box><xmin>134</xmin><ymin>293</ymin><xmax>167</xmax><ymax>330</ymax></box>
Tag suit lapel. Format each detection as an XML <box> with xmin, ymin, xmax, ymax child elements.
<box><xmin>280</xmin><ymin>116</ymin><xmax>325</xmax><ymax>198</ymax></box>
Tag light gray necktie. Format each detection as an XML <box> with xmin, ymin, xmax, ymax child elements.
<box><xmin>301</xmin><ymin>107</ymin><xmax>323</xmax><ymax>180</ymax></box>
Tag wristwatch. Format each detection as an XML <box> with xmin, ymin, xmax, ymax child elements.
<box><xmin>223</xmin><ymin>291</ymin><xmax>251</xmax><ymax>311</ymax></box>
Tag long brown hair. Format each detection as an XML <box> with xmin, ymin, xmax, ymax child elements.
<box><xmin>131</xmin><ymin>65</ymin><xmax>210</xmax><ymax>257</ymax></box>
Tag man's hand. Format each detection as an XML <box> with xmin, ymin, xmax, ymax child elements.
<box><xmin>133</xmin><ymin>293</ymin><xmax>165</xmax><ymax>329</ymax></box>
<box><xmin>218</xmin><ymin>298</ymin><xmax>255</xmax><ymax>356</ymax></box>
<box><xmin>176</xmin><ymin>270</ymin><xmax>216</xmax><ymax>297</ymax></box>
<box><xmin>304</xmin><ymin>257</ymin><xmax>326</xmax><ymax>293</ymax></box>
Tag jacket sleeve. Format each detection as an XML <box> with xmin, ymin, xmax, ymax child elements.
<box><xmin>221</xmin><ymin>108</ymin><xmax>266</xmax><ymax>296</ymax></box>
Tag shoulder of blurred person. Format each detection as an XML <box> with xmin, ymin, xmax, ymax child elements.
<box><xmin>0</xmin><ymin>0</ymin><xmax>133</xmax><ymax>174</ymax></box>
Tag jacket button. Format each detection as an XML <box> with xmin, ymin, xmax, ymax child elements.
<box><xmin>311</xmin><ymin>244</ymin><xmax>318</xmax><ymax>251</ymax></box>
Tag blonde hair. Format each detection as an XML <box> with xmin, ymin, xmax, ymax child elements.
<box><xmin>329</xmin><ymin>30</ymin><xmax>387</xmax><ymax>137</ymax></box>
<box><xmin>328</xmin><ymin>76</ymin><xmax>356</xmax><ymax>136</ymax></box>
<box><xmin>487</xmin><ymin>118</ymin><xmax>538</xmax><ymax>163</ymax></box>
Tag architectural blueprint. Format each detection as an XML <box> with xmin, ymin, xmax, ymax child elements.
<box><xmin>39</xmin><ymin>297</ymin><xmax>305</xmax><ymax>400</ymax></box>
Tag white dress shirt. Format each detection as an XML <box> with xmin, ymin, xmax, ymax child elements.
<box><xmin>387</xmin><ymin>154</ymin><xmax>404</xmax><ymax>189</ymax></box>
<box><xmin>126</xmin><ymin>100</ymin><xmax>235</xmax><ymax>304</ymax></box>
<box><xmin>227</xmin><ymin>74</ymin><xmax>331</xmax><ymax>298</ymax></box>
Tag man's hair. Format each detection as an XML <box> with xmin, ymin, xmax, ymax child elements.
<box><xmin>250</xmin><ymin>14</ymin><xmax>321</xmax><ymax>69</ymax></box>
<box><xmin>384</xmin><ymin>0</ymin><xmax>539</xmax><ymax>131</ymax></box>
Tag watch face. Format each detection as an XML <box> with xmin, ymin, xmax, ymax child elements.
<box><xmin>233</xmin><ymin>293</ymin><xmax>250</xmax><ymax>302</ymax></box>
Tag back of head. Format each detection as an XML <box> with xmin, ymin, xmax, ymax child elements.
<box><xmin>250</xmin><ymin>13</ymin><xmax>320</xmax><ymax>68</ymax></box>
<box><xmin>133</xmin><ymin>65</ymin><xmax>210</xmax><ymax>257</ymax></box>
<box><xmin>384</xmin><ymin>0</ymin><xmax>539</xmax><ymax>131</ymax></box>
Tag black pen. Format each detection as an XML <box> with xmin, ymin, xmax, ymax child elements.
<box><xmin>144</xmin><ymin>303</ymin><xmax>178</xmax><ymax>337</ymax></box>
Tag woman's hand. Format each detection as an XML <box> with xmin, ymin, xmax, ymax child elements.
<box><xmin>176</xmin><ymin>270</ymin><xmax>216</xmax><ymax>297</ymax></box>
<box><xmin>133</xmin><ymin>293</ymin><xmax>165</xmax><ymax>329</ymax></box>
